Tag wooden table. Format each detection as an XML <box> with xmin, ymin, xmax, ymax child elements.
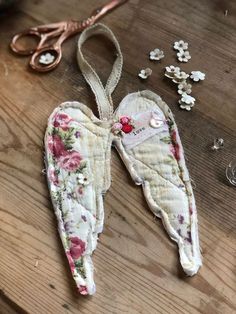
<box><xmin>0</xmin><ymin>1</ymin><xmax>236</xmax><ymax>313</ymax></box>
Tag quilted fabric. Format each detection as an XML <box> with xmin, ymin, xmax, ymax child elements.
<box><xmin>44</xmin><ymin>23</ymin><xmax>202</xmax><ymax>296</ymax></box>
<box><xmin>113</xmin><ymin>90</ymin><xmax>202</xmax><ymax>276</ymax></box>
<box><xmin>45</xmin><ymin>103</ymin><xmax>112</xmax><ymax>295</ymax></box>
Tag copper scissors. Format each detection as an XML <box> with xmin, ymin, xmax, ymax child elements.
<box><xmin>10</xmin><ymin>0</ymin><xmax>127</xmax><ymax>72</ymax></box>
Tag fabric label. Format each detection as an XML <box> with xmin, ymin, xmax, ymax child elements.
<box><xmin>121</xmin><ymin>109</ymin><xmax>168</xmax><ymax>150</ymax></box>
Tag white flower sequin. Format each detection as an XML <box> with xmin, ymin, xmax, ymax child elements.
<box><xmin>174</xmin><ymin>40</ymin><xmax>188</xmax><ymax>51</ymax></box>
<box><xmin>172</xmin><ymin>71</ymin><xmax>189</xmax><ymax>83</ymax></box>
<box><xmin>78</xmin><ymin>173</ymin><xmax>90</xmax><ymax>186</ymax></box>
<box><xmin>149</xmin><ymin>48</ymin><xmax>165</xmax><ymax>61</ymax></box>
<box><xmin>177</xmin><ymin>50</ymin><xmax>191</xmax><ymax>62</ymax></box>
<box><xmin>165</xmin><ymin>65</ymin><xmax>180</xmax><ymax>79</ymax></box>
<box><xmin>190</xmin><ymin>71</ymin><xmax>205</xmax><ymax>82</ymax></box>
<box><xmin>179</xmin><ymin>102</ymin><xmax>194</xmax><ymax>111</ymax></box>
<box><xmin>181</xmin><ymin>93</ymin><xmax>195</xmax><ymax>104</ymax></box>
<box><xmin>138</xmin><ymin>68</ymin><xmax>152</xmax><ymax>79</ymax></box>
<box><xmin>179</xmin><ymin>93</ymin><xmax>196</xmax><ymax>111</ymax></box>
<box><xmin>178</xmin><ymin>82</ymin><xmax>192</xmax><ymax>95</ymax></box>
<box><xmin>39</xmin><ymin>52</ymin><xmax>55</xmax><ymax>65</ymax></box>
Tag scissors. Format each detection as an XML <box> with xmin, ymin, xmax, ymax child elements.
<box><xmin>10</xmin><ymin>0</ymin><xmax>127</xmax><ymax>72</ymax></box>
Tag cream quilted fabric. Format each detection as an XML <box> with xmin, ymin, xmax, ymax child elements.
<box><xmin>44</xmin><ymin>24</ymin><xmax>202</xmax><ymax>296</ymax></box>
<box><xmin>114</xmin><ymin>91</ymin><xmax>202</xmax><ymax>277</ymax></box>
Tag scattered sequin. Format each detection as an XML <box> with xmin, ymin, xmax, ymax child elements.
<box><xmin>190</xmin><ymin>71</ymin><xmax>205</xmax><ymax>82</ymax></box>
<box><xmin>138</xmin><ymin>68</ymin><xmax>152</xmax><ymax>79</ymax></box>
<box><xmin>39</xmin><ymin>52</ymin><xmax>55</xmax><ymax>65</ymax></box>
<box><xmin>211</xmin><ymin>138</ymin><xmax>224</xmax><ymax>151</ymax></box>
<box><xmin>177</xmin><ymin>50</ymin><xmax>191</xmax><ymax>62</ymax></box>
<box><xmin>149</xmin><ymin>48</ymin><xmax>164</xmax><ymax>61</ymax></box>
<box><xmin>174</xmin><ymin>40</ymin><xmax>188</xmax><ymax>51</ymax></box>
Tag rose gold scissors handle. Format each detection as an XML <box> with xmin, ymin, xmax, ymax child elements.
<box><xmin>10</xmin><ymin>0</ymin><xmax>128</xmax><ymax>72</ymax></box>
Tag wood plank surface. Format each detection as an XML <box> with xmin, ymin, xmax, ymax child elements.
<box><xmin>0</xmin><ymin>0</ymin><xmax>236</xmax><ymax>313</ymax></box>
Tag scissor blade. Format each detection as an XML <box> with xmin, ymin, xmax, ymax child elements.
<box><xmin>91</xmin><ymin>0</ymin><xmax>128</xmax><ymax>22</ymax></box>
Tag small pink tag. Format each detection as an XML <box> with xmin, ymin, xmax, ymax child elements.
<box><xmin>121</xmin><ymin>109</ymin><xmax>168</xmax><ymax>150</ymax></box>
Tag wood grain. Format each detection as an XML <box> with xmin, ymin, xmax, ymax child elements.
<box><xmin>0</xmin><ymin>0</ymin><xmax>236</xmax><ymax>313</ymax></box>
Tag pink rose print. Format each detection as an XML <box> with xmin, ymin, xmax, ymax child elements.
<box><xmin>58</xmin><ymin>151</ymin><xmax>82</xmax><ymax>171</ymax></box>
<box><xmin>177</xmin><ymin>229</ymin><xmax>182</xmax><ymax>236</ymax></box>
<box><xmin>177</xmin><ymin>214</ymin><xmax>184</xmax><ymax>224</ymax></box>
<box><xmin>64</xmin><ymin>220</ymin><xmax>73</xmax><ymax>232</ymax></box>
<box><xmin>78</xmin><ymin>285</ymin><xmax>88</xmax><ymax>295</ymax></box>
<box><xmin>170</xmin><ymin>144</ymin><xmax>176</xmax><ymax>157</ymax></box>
<box><xmin>53</xmin><ymin>113</ymin><xmax>72</xmax><ymax>131</ymax></box>
<box><xmin>69</xmin><ymin>237</ymin><xmax>86</xmax><ymax>259</ymax></box>
<box><xmin>48</xmin><ymin>135</ymin><xmax>66</xmax><ymax>158</ymax></box>
<box><xmin>66</xmin><ymin>251</ymin><xmax>75</xmax><ymax>272</ymax></box>
<box><xmin>81</xmin><ymin>215</ymin><xmax>87</xmax><ymax>222</ymax></box>
<box><xmin>170</xmin><ymin>130</ymin><xmax>180</xmax><ymax>161</ymax></box>
<box><xmin>189</xmin><ymin>207</ymin><xmax>193</xmax><ymax>215</ymax></box>
<box><xmin>75</xmin><ymin>131</ymin><xmax>81</xmax><ymax>138</ymax></box>
<box><xmin>185</xmin><ymin>231</ymin><xmax>192</xmax><ymax>244</ymax></box>
<box><xmin>48</xmin><ymin>167</ymin><xmax>59</xmax><ymax>186</ymax></box>
<box><xmin>76</xmin><ymin>186</ymin><xmax>83</xmax><ymax>196</ymax></box>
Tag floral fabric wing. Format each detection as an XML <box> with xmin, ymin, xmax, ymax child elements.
<box><xmin>113</xmin><ymin>90</ymin><xmax>202</xmax><ymax>276</ymax></box>
<box><xmin>45</xmin><ymin>102</ymin><xmax>111</xmax><ymax>295</ymax></box>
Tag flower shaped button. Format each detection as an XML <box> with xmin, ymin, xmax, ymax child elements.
<box><xmin>177</xmin><ymin>50</ymin><xmax>191</xmax><ymax>62</ymax></box>
<box><xmin>179</xmin><ymin>93</ymin><xmax>196</xmax><ymax>111</ymax></box>
<box><xmin>174</xmin><ymin>40</ymin><xmax>188</xmax><ymax>51</ymax></box>
<box><xmin>39</xmin><ymin>52</ymin><xmax>55</xmax><ymax>65</ymax></box>
<box><xmin>149</xmin><ymin>48</ymin><xmax>164</xmax><ymax>61</ymax></box>
<box><xmin>138</xmin><ymin>68</ymin><xmax>152</xmax><ymax>79</ymax></box>
<box><xmin>178</xmin><ymin>82</ymin><xmax>192</xmax><ymax>95</ymax></box>
<box><xmin>172</xmin><ymin>71</ymin><xmax>189</xmax><ymax>83</ymax></box>
<box><xmin>165</xmin><ymin>65</ymin><xmax>180</xmax><ymax>79</ymax></box>
<box><xmin>190</xmin><ymin>71</ymin><xmax>205</xmax><ymax>82</ymax></box>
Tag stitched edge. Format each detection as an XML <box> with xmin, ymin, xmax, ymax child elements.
<box><xmin>113</xmin><ymin>91</ymin><xmax>202</xmax><ymax>275</ymax></box>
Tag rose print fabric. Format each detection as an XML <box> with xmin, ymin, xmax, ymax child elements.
<box><xmin>45</xmin><ymin>103</ymin><xmax>112</xmax><ymax>295</ymax></box>
<box><xmin>44</xmin><ymin>23</ymin><xmax>202</xmax><ymax>296</ymax></box>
